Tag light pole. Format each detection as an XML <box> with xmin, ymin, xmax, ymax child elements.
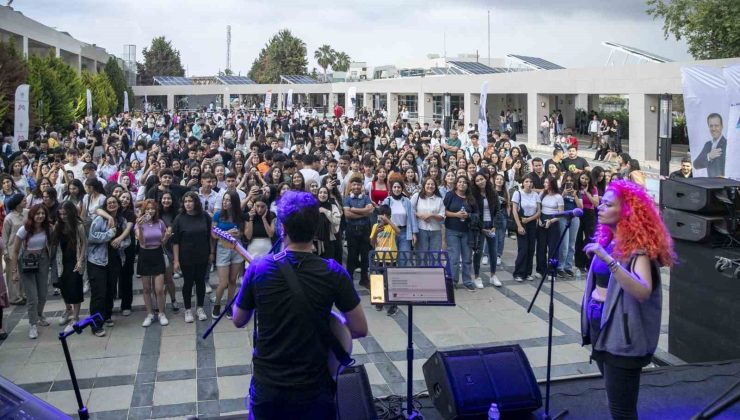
<box><xmin>658</xmin><ymin>93</ymin><xmax>672</xmax><ymax>177</ymax></box>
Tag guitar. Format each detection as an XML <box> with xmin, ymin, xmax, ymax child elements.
<box><xmin>211</xmin><ymin>227</ymin><xmax>353</xmax><ymax>376</ymax></box>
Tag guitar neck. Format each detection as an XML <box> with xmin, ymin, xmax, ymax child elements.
<box><xmin>233</xmin><ymin>242</ymin><xmax>252</xmax><ymax>263</ymax></box>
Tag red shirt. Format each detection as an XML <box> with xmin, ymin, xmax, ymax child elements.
<box><xmin>334</xmin><ymin>105</ymin><xmax>344</xmax><ymax>119</ymax></box>
<box><xmin>370</xmin><ymin>182</ymin><xmax>388</xmax><ymax>205</ymax></box>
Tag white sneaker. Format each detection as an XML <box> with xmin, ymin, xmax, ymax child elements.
<box><xmin>491</xmin><ymin>275</ymin><xmax>503</xmax><ymax>287</ymax></box>
<box><xmin>473</xmin><ymin>277</ymin><xmax>484</xmax><ymax>289</ymax></box>
<box><xmin>205</xmin><ymin>284</ymin><xmax>212</xmax><ymax>294</ymax></box>
<box><xmin>83</xmin><ymin>280</ymin><xmax>90</xmax><ymax>294</ymax></box>
<box><xmin>184</xmin><ymin>309</ymin><xmax>194</xmax><ymax>323</ymax></box>
<box><xmin>497</xmin><ymin>257</ymin><xmax>502</xmax><ymax>266</ymax></box>
<box><xmin>534</xmin><ymin>273</ymin><xmax>543</xmax><ymax>280</ymax></box>
<box><xmin>173</xmin><ymin>272</ymin><xmax>183</xmax><ymax>279</ymax></box>
<box><xmin>29</xmin><ymin>325</ymin><xmax>38</xmax><ymax>339</ymax></box>
<box><xmin>58</xmin><ymin>310</ymin><xmax>71</xmax><ymax>326</ymax></box>
<box><xmin>159</xmin><ymin>314</ymin><xmax>169</xmax><ymax>326</ymax></box>
<box><xmin>63</xmin><ymin>323</ymin><xmax>75</xmax><ymax>334</ymax></box>
<box><xmin>525</xmin><ymin>275</ymin><xmax>535</xmax><ymax>281</ymax></box>
<box><xmin>482</xmin><ymin>256</ymin><xmax>488</xmax><ymax>266</ymax></box>
<box><xmin>142</xmin><ymin>314</ymin><xmax>155</xmax><ymax>327</ymax></box>
<box><xmin>196</xmin><ymin>307</ymin><xmax>207</xmax><ymax>321</ymax></box>
<box><xmin>122</xmin><ymin>309</ymin><xmax>132</xmax><ymax>317</ymax></box>
<box><xmin>210</xmin><ymin>294</ymin><xmax>216</xmax><ymax>303</ymax></box>
<box><xmin>514</xmin><ymin>277</ymin><xmax>524</xmax><ymax>282</ymax></box>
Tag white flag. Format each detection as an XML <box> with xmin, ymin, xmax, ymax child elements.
<box><xmin>13</xmin><ymin>84</ymin><xmax>29</xmax><ymax>150</ymax></box>
<box><xmin>346</xmin><ymin>87</ymin><xmax>357</xmax><ymax>119</ymax></box>
<box><xmin>123</xmin><ymin>91</ymin><xmax>129</xmax><ymax>113</ymax></box>
<box><xmin>264</xmin><ymin>90</ymin><xmax>272</xmax><ymax>113</ymax></box>
<box><xmin>478</xmin><ymin>81</ymin><xmax>489</xmax><ymax>147</ymax></box>
<box><xmin>286</xmin><ymin>89</ymin><xmax>294</xmax><ymax>109</ymax></box>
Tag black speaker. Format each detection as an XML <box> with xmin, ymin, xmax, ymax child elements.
<box><xmin>423</xmin><ymin>345</ymin><xmax>542</xmax><ymax>419</ymax></box>
<box><xmin>337</xmin><ymin>365</ymin><xmax>377</xmax><ymax>420</ymax></box>
<box><xmin>662</xmin><ymin>207</ymin><xmax>729</xmax><ymax>242</ymax></box>
<box><xmin>669</xmin><ymin>240</ymin><xmax>740</xmax><ymax>362</ymax></box>
<box><xmin>661</xmin><ymin>177</ymin><xmax>740</xmax><ymax>213</ymax></box>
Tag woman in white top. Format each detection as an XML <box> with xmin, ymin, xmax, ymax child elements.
<box><xmin>13</xmin><ymin>204</ymin><xmax>52</xmax><ymax>339</ymax></box>
<box><xmin>412</xmin><ymin>178</ymin><xmax>445</xmax><ymax>253</ymax></box>
<box><xmin>512</xmin><ymin>174</ymin><xmax>541</xmax><ymax>281</ymax></box>
<box><xmin>536</xmin><ymin>176</ymin><xmax>565</xmax><ymax>278</ymax></box>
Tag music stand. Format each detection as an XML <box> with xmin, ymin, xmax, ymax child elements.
<box><xmin>369</xmin><ymin>250</ymin><xmax>455</xmax><ymax>419</ymax></box>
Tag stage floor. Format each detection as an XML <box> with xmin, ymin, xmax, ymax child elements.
<box><xmin>0</xmin><ymin>236</ymin><xmax>674</xmax><ymax>419</ymax></box>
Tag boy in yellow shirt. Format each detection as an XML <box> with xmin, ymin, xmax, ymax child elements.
<box><xmin>371</xmin><ymin>205</ymin><xmax>400</xmax><ymax>315</ymax></box>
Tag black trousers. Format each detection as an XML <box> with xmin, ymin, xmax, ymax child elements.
<box><xmin>596</xmin><ymin>359</ymin><xmax>642</xmax><ymax>420</ymax></box>
<box><xmin>346</xmin><ymin>226</ymin><xmax>371</xmax><ymax>283</ymax></box>
<box><xmin>249</xmin><ymin>377</ymin><xmax>335</xmax><ymax>420</ymax></box>
<box><xmin>536</xmin><ymin>219</ymin><xmax>562</xmax><ymax>276</ymax></box>
<box><xmin>181</xmin><ymin>258</ymin><xmax>208</xmax><ymax>309</ymax></box>
<box><xmin>87</xmin><ymin>261</ymin><xmax>120</xmax><ymax>326</ymax></box>
<box><xmin>595</xmin><ymin>146</ymin><xmax>610</xmax><ymax>161</ymax></box>
<box><xmin>118</xmin><ymin>244</ymin><xmax>135</xmax><ymax>311</ymax></box>
<box><xmin>575</xmin><ymin>208</ymin><xmax>597</xmax><ymax>270</ymax></box>
<box><xmin>514</xmin><ymin>220</ymin><xmax>537</xmax><ymax>278</ymax></box>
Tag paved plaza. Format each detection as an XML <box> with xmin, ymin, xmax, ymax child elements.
<box><xmin>0</xmin><ymin>232</ymin><xmax>672</xmax><ymax>419</ymax></box>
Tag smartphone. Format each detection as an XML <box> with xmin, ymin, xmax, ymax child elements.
<box><xmin>565</xmin><ymin>182</ymin><xmax>573</xmax><ymax>190</ymax></box>
<box><xmin>144</xmin><ymin>213</ymin><xmax>151</xmax><ymax>222</ymax></box>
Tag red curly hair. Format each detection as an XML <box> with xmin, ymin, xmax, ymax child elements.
<box><xmin>594</xmin><ymin>180</ymin><xmax>674</xmax><ymax>267</ymax></box>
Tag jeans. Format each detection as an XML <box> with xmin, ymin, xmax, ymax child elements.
<box><xmin>446</xmin><ymin>229</ymin><xmax>473</xmax><ymax>287</ymax></box>
<box><xmin>473</xmin><ymin>221</ymin><xmax>497</xmax><ymax>276</ymax></box>
<box><xmin>249</xmin><ymin>377</ymin><xmax>335</xmax><ymax>420</ymax></box>
<box><xmin>536</xmin><ymin>218</ymin><xmax>562</xmax><ymax>276</ymax></box>
<box><xmin>416</xmin><ymin>229</ymin><xmax>442</xmax><ymax>253</ymax></box>
<box><xmin>514</xmin><ymin>220</ymin><xmax>537</xmax><ymax>278</ymax></box>
<box><xmin>495</xmin><ymin>209</ymin><xmax>507</xmax><ymax>258</ymax></box>
<box><xmin>181</xmin><ymin>258</ymin><xmax>208</xmax><ymax>309</ymax></box>
<box><xmin>575</xmin><ymin>208</ymin><xmax>597</xmax><ymax>270</ymax></box>
<box><xmin>346</xmin><ymin>225</ymin><xmax>371</xmax><ymax>284</ymax></box>
<box><xmin>559</xmin><ymin>216</ymin><xmax>580</xmax><ymax>271</ymax></box>
<box><xmin>20</xmin><ymin>250</ymin><xmax>50</xmax><ymax>326</ymax></box>
<box><xmin>595</xmin><ymin>359</ymin><xmax>642</xmax><ymax>420</ymax></box>
<box><xmin>396</xmin><ymin>226</ymin><xmax>412</xmax><ymax>267</ymax></box>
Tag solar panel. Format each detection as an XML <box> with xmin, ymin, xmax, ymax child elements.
<box><xmin>602</xmin><ymin>42</ymin><xmax>673</xmax><ymax>63</ymax></box>
<box><xmin>447</xmin><ymin>61</ymin><xmax>501</xmax><ymax>75</ymax></box>
<box><xmin>280</xmin><ymin>75</ymin><xmax>319</xmax><ymax>84</ymax></box>
<box><xmin>217</xmin><ymin>75</ymin><xmax>256</xmax><ymax>85</ymax></box>
<box><xmin>427</xmin><ymin>67</ymin><xmax>465</xmax><ymax>75</ymax></box>
<box><xmin>506</xmin><ymin>55</ymin><xmax>565</xmax><ymax>70</ymax></box>
<box><xmin>153</xmin><ymin>76</ymin><xmax>193</xmax><ymax>85</ymax></box>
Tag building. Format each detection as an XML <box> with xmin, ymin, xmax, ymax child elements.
<box><xmin>0</xmin><ymin>5</ymin><xmax>133</xmax><ymax>79</ymax></box>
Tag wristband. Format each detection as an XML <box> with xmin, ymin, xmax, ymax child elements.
<box><xmin>608</xmin><ymin>260</ymin><xmax>621</xmax><ymax>273</ymax></box>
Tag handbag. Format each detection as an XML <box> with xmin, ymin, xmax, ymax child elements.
<box><xmin>21</xmin><ymin>251</ymin><xmax>41</xmax><ymax>273</ymax></box>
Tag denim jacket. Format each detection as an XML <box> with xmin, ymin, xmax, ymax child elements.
<box><xmin>580</xmin><ymin>254</ymin><xmax>662</xmax><ymax>359</ymax></box>
<box><xmin>381</xmin><ymin>196</ymin><xmax>419</xmax><ymax>241</ymax></box>
<box><xmin>87</xmin><ymin>215</ymin><xmax>116</xmax><ymax>267</ymax></box>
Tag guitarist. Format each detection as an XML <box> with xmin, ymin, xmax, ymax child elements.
<box><xmin>232</xmin><ymin>190</ymin><xmax>368</xmax><ymax>420</ymax></box>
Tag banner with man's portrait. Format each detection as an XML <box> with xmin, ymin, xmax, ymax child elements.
<box><xmin>724</xmin><ymin>65</ymin><xmax>740</xmax><ymax>180</ymax></box>
<box><xmin>681</xmin><ymin>65</ymin><xmax>729</xmax><ymax>178</ymax></box>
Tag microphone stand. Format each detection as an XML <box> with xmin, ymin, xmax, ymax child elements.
<box><xmin>202</xmin><ymin>238</ymin><xmax>283</xmax><ymax>339</ymax></box>
<box><xmin>58</xmin><ymin>313</ymin><xmax>104</xmax><ymax>420</ymax></box>
<box><xmin>527</xmin><ymin>215</ymin><xmax>572</xmax><ymax>420</ymax></box>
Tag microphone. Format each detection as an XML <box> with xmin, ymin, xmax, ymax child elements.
<box><xmin>550</xmin><ymin>208</ymin><xmax>584</xmax><ymax>218</ymax></box>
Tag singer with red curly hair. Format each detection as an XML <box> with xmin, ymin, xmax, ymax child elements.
<box><xmin>580</xmin><ymin>180</ymin><xmax>674</xmax><ymax>419</ymax></box>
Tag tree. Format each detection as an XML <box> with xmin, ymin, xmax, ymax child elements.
<box><xmin>79</xmin><ymin>72</ymin><xmax>117</xmax><ymax>119</ymax></box>
<box><xmin>647</xmin><ymin>0</ymin><xmax>740</xmax><ymax>60</ymax></box>
<box><xmin>104</xmin><ymin>57</ymin><xmax>134</xmax><ymax>113</ymax></box>
<box><xmin>248</xmin><ymin>30</ymin><xmax>308</xmax><ymax>84</ymax></box>
<box><xmin>0</xmin><ymin>40</ymin><xmax>27</xmax><ymax>133</ymax></box>
<box><xmin>28</xmin><ymin>55</ymin><xmax>82</xmax><ymax>132</ymax></box>
<box><xmin>314</xmin><ymin>44</ymin><xmax>335</xmax><ymax>82</ymax></box>
<box><xmin>334</xmin><ymin>51</ymin><xmax>351</xmax><ymax>72</ymax></box>
<box><xmin>137</xmin><ymin>36</ymin><xmax>185</xmax><ymax>85</ymax></box>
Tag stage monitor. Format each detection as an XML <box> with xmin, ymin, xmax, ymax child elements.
<box><xmin>375</xmin><ymin>267</ymin><xmax>454</xmax><ymax>306</ymax></box>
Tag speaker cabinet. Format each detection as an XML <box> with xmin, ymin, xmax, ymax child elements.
<box><xmin>423</xmin><ymin>345</ymin><xmax>541</xmax><ymax>419</ymax></box>
<box><xmin>662</xmin><ymin>208</ymin><xmax>729</xmax><ymax>242</ymax></box>
<box><xmin>337</xmin><ymin>365</ymin><xmax>377</xmax><ymax>420</ymax></box>
<box><xmin>661</xmin><ymin>177</ymin><xmax>740</xmax><ymax>213</ymax></box>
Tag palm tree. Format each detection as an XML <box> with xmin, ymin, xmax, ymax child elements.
<box><xmin>314</xmin><ymin>45</ymin><xmax>335</xmax><ymax>82</ymax></box>
<box><xmin>334</xmin><ymin>51</ymin><xmax>351</xmax><ymax>72</ymax></box>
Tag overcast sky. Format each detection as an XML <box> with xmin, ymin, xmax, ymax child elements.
<box><xmin>14</xmin><ymin>0</ymin><xmax>691</xmax><ymax>76</ymax></box>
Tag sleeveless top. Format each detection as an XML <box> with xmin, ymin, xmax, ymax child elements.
<box><xmin>370</xmin><ymin>181</ymin><xmax>388</xmax><ymax>205</ymax></box>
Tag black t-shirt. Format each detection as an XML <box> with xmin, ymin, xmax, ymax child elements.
<box><xmin>544</xmin><ymin>158</ymin><xmax>565</xmax><ymax>173</ymax></box>
<box><xmin>171</xmin><ymin>212</ymin><xmax>212</xmax><ymax>262</ymax></box>
<box><xmin>561</xmin><ymin>157</ymin><xmax>589</xmax><ymax>173</ymax></box>
<box><xmin>236</xmin><ymin>251</ymin><xmax>360</xmax><ymax>389</ymax></box>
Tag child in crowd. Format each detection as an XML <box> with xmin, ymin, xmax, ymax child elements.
<box><xmin>370</xmin><ymin>204</ymin><xmax>399</xmax><ymax>315</ymax></box>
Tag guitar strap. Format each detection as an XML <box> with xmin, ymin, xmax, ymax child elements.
<box><xmin>274</xmin><ymin>252</ymin><xmax>353</xmax><ymax>369</ymax></box>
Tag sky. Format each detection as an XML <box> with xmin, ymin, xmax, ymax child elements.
<box><xmin>13</xmin><ymin>0</ymin><xmax>692</xmax><ymax>76</ymax></box>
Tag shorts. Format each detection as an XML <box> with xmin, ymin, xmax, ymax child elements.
<box><xmin>216</xmin><ymin>242</ymin><xmax>243</xmax><ymax>267</ymax></box>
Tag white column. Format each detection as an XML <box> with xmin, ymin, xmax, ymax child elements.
<box><xmin>21</xmin><ymin>36</ymin><xmax>28</xmax><ymax>58</ymax></box>
<box><xmin>628</xmin><ymin>94</ymin><xmax>659</xmax><ymax>161</ymax></box>
<box><xmin>464</xmin><ymin>92</ymin><xmax>481</xmax><ymax>130</ymax></box>
<box><xmin>167</xmin><ymin>94</ymin><xmax>175</xmax><ymax>112</ymax></box>
<box><xmin>419</xmin><ymin>93</ymin><xmax>433</xmax><ymax>125</ymax></box>
<box><xmin>575</xmin><ymin>94</ymin><xmax>588</xmax><ymax>111</ymax></box>
<box><xmin>387</xmin><ymin>93</ymin><xmax>398</xmax><ymax>122</ymax></box>
<box><xmin>55</xmin><ymin>46</ymin><xmax>60</xmax><ymax>58</ymax></box>
<box><xmin>362</xmin><ymin>93</ymin><xmax>371</xmax><ymax>111</ymax></box>
<box><xmin>527</xmin><ymin>93</ymin><xmax>549</xmax><ymax>144</ymax></box>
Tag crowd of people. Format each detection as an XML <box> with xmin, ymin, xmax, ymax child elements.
<box><xmin>0</xmin><ymin>103</ymin><xmax>656</xmax><ymax>339</ymax></box>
